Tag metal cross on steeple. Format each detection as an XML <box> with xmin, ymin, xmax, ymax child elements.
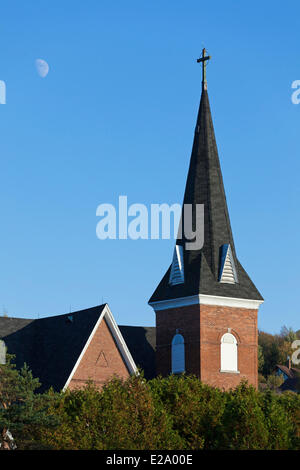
<box><xmin>197</xmin><ymin>48</ymin><xmax>211</xmax><ymax>90</ymax></box>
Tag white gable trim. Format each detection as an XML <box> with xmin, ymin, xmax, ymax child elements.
<box><xmin>149</xmin><ymin>294</ymin><xmax>264</xmax><ymax>311</ymax></box>
<box><xmin>63</xmin><ymin>304</ymin><xmax>138</xmax><ymax>391</ymax></box>
<box><xmin>103</xmin><ymin>304</ymin><xmax>138</xmax><ymax>375</ymax></box>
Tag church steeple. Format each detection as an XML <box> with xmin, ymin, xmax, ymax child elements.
<box><xmin>149</xmin><ymin>53</ymin><xmax>263</xmax><ymax>305</ymax></box>
<box><xmin>149</xmin><ymin>53</ymin><xmax>263</xmax><ymax>389</ymax></box>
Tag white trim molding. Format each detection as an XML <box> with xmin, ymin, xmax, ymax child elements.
<box><xmin>149</xmin><ymin>294</ymin><xmax>264</xmax><ymax>311</ymax></box>
<box><xmin>63</xmin><ymin>304</ymin><xmax>138</xmax><ymax>391</ymax></box>
<box><xmin>220</xmin><ymin>370</ymin><xmax>240</xmax><ymax>374</ymax></box>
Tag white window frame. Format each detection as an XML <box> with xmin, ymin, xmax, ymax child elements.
<box><xmin>220</xmin><ymin>332</ymin><xmax>239</xmax><ymax>374</ymax></box>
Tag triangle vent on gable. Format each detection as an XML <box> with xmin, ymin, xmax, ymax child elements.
<box><xmin>96</xmin><ymin>350</ymin><xmax>108</xmax><ymax>367</ymax></box>
<box><xmin>169</xmin><ymin>245</ymin><xmax>184</xmax><ymax>286</ymax></box>
<box><xmin>219</xmin><ymin>244</ymin><xmax>238</xmax><ymax>284</ymax></box>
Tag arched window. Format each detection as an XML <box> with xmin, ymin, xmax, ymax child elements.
<box><xmin>220</xmin><ymin>333</ymin><xmax>238</xmax><ymax>372</ymax></box>
<box><xmin>172</xmin><ymin>333</ymin><xmax>185</xmax><ymax>374</ymax></box>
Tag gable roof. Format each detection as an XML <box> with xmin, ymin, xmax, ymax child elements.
<box><xmin>0</xmin><ymin>306</ymin><xmax>107</xmax><ymax>392</ymax></box>
<box><xmin>0</xmin><ymin>305</ymin><xmax>152</xmax><ymax>392</ymax></box>
<box><xmin>149</xmin><ymin>85</ymin><xmax>263</xmax><ymax>304</ymax></box>
<box><xmin>279</xmin><ymin>377</ymin><xmax>300</xmax><ymax>393</ymax></box>
<box><xmin>62</xmin><ymin>304</ymin><xmax>138</xmax><ymax>390</ymax></box>
<box><xmin>276</xmin><ymin>364</ymin><xmax>300</xmax><ymax>380</ymax></box>
<box><xmin>0</xmin><ymin>317</ymin><xmax>37</xmax><ymax>371</ymax></box>
<box><xmin>118</xmin><ymin>325</ymin><xmax>156</xmax><ymax>380</ymax></box>
<box><xmin>276</xmin><ymin>364</ymin><xmax>300</xmax><ymax>393</ymax></box>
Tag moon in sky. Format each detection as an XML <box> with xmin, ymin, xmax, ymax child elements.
<box><xmin>35</xmin><ymin>59</ymin><xmax>49</xmax><ymax>78</ymax></box>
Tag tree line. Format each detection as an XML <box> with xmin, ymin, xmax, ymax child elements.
<box><xmin>258</xmin><ymin>325</ymin><xmax>300</xmax><ymax>390</ymax></box>
<box><xmin>0</xmin><ymin>354</ymin><xmax>299</xmax><ymax>450</ymax></box>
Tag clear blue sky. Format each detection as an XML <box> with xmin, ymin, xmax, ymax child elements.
<box><xmin>0</xmin><ymin>0</ymin><xmax>299</xmax><ymax>334</ymax></box>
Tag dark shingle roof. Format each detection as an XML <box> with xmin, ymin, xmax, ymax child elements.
<box><xmin>0</xmin><ymin>307</ymin><xmax>156</xmax><ymax>390</ymax></box>
<box><xmin>0</xmin><ymin>317</ymin><xmax>37</xmax><ymax>371</ymax></box>
<box><xmin>279</xmin><ymin>377</ymin><xmax>300</xmax><ymax>393</ymax></box>
<box><xmin>119</xmin><ymin>326</ymin><xmax>156</xmax><ymax>380</ymax></box>
<box><xmin>276</xmin><ymin>364</ymin><xmax>298</xmax><ymax>379</ymax></box>
<box><xmin>149</xmin><ymin>88</ymin><xmax>263</xmax><ymax>303</ymax></box>
<box><xmin>276</xmin><ymin>364</ymin><xmax>300</xmax><ymax>393</ymax></box>
<box><xmin>0</xmin><ymin>306</ymin><xmax>105</xmax><ymax>392</ymax></box>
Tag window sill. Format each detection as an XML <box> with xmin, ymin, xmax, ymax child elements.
<box><xmin>220</xmin><ymin>370</ymin><xmax>240</xmax><ymax>374</ymax></box>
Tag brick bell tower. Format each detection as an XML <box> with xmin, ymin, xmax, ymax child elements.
<box><xmin>148</xmin><ymin>50</ymin><xmax>263</xmax><ymax>390</ymax></box>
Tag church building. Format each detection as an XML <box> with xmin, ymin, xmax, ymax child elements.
<box><xmin>0</xmin><ymin>51</ymin><xmax>263</xmax><ymax>391</ymax></box>
<box><xmin>149</xmin><ymin>49</ymin><xmax>263</xmax><ymax>390</ymax></box>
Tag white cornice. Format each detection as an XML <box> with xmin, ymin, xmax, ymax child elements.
<box><xmin>149</xmin><ymin>294</ymin><xmax>264</xmax><ymax>311</ymax></box>
<box><xmin>63</xmin><ymin>304</ymin><xmax>137</xmax><ymax>391</ymax></box>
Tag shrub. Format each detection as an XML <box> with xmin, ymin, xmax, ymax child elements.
<box><xmin>40</xmin><ymin>375</ymin><xmax>181</xmax><ymax>450</ymax></box>
<box><xmin>149</xmin><ymin>374</ymin><xmax>226</xmax><ymax>450</ymax></box>
<box><xmin>218</xmin><ymin>381</ymin><xmax>269</xmax><ymax>450</ymax></box>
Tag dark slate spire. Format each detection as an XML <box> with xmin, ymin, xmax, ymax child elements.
<box><xmin>181</xmin><ymin>88</ymin><xmax>237</xmax><ymax>280</ymax></box>
<box><xmin>149</xmin><ymin>62</ymin><xmax>263</xmax><ymax>304</ymax></box>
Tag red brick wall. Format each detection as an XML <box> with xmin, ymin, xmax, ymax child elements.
<box><xmin>68</xmin><ymin>317</ymin><xmax>130</xmax><ymax>390</ymax></box>
<box><xmin>156</xmin><ymin>305</ymin><xmax>201</xmax><ymax>377</ymax></box>
<box><xmin>155</xmin><ymin>303</ymin><xmax>258</xmax><ymax>390</ymax></box>
<box><xmin>199</xmin><ymin>304</ymin><xmax>258</xmax><ymax>389</ymax></box>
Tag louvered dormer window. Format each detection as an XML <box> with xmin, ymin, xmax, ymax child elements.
<box><xmin>219</xmin><ymin>244</ymin><xmax>238</xmax><ymax>284</ymax></box>
<box><xmin>169</xmin><ymin>245</ymin><xmax>184</xmax><ymax>286</ymax></box>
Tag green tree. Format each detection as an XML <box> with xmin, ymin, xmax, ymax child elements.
<box><xmin>280</xmin><ymin>326</ymin><xmax>297</xmax><ymax>343</ymax></box>
<box><xmin>36</xmin><ymin>375</ymin><xmax>300</xmax><ymax>450</ymax></box>
<box><xmin>258</xmin><ymin>345</ymin><xmax>264</xmax><ymax>374</ymax></box>
<box><xmin>41</xmin><ymin>375</ymin><xmax>181</xmax><ymax>450</ymax></box>
<box><xmin>266</xmin><ymin>373</ymin><xmax>284</xmax><ymax>391</ymax></box>
<box><xmin>260</xmin><ymin>390</ymin><xmax>295</xmax><ymax>449</ymax></box>
<box><xmin>278</xmin><ymin>391</ymin><xmax>300</xmax><ymax>449</ymax></box>
<box><xmin>149</xmin><ymin>374</ymin><xmax>225</xmax><ymax>450</ymax></box>
<box><xmin>0</xmin><ymin>355</ymin><xmax>59</xmax><ymax>449</ymax></box>
<box><xmin>219</xmin><ymin>381</ymin><xmax>269</xmax><ymax>449</ymax></box>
